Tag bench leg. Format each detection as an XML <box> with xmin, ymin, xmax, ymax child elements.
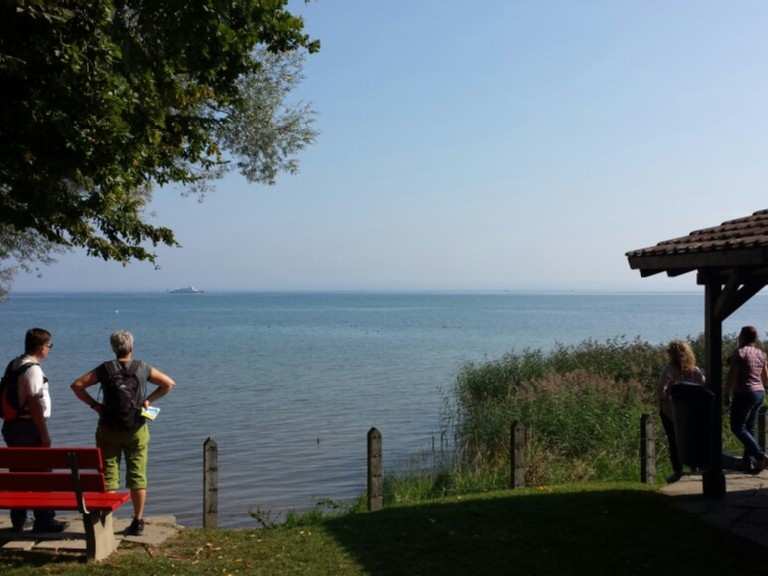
<box><xmin>83</xmin><ymin>510</ymin><xmax>116</xmax><ymax>562</ymax></box>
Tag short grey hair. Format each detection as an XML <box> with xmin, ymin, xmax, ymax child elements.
<box><xmin>110</xmin><ymin>330</ymin><xmax>134</xmax><ymax>357</ymax></box>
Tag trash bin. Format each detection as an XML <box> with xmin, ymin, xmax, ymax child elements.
<box><xmin>670</xmin><ymin>382</ymin><xmax>715</xmax><ymax>469</ymax></box>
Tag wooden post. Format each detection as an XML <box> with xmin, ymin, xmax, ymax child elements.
<box><xmin>510</xmin><ymin>421</ymin><xmax>526</xmax><ymax>488</ymax></box>
<box><xmin>703</xmin><ymin>280</ymin><xmax>726</xmax><ymax>498</ymax></box>
<box><xmin>760</xmin><ymin>407</ymin><xmax>768</xmax><ymax>452</ymax></box>
<box><xmin>640</xmin><ymin>414</ymin><xmax>655</xmax><ymax>484</ymax></box>
<box><xmin>367</xmin><ymin>427</ymin><xmax>383</xmax><ymax>512</ymax></box>
<box><xmin>203</xmin><ymin>437</ymin><xmax>218</xmax><ymax>529</ymax></box>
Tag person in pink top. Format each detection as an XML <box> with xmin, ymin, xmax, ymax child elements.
<box><xmin>726</xmin><ymin>325</ymin><xmax>768</xmax><ymax>473</ymax></box>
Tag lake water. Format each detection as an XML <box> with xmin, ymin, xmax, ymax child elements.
<box><xmin>2</xmin><ymin>291</ymin><xmax>768</xmax><ymax>527</ymax></box>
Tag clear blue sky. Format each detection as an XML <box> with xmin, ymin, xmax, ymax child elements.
<box><xmin>14</xmin><ymin>1</ymin><xmax>768</xmax><ymax>292</ymax></box>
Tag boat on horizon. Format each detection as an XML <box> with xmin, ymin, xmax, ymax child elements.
<box><xmin>169</xmin><ymin>285</ymin><xmax>205</xmax><ymax>294</ymax></box>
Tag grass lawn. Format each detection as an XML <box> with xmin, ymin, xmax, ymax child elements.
<box><xmin>0</xmin><ymin>482</ymin><xmax>763</xmax><ymax>575</ymax></box>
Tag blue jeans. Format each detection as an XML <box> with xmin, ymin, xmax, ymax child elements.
<box><xmin>730</xmin><ymin>389</ymin><xmax>766</xmax><ymax>463</ymax></box>
<box><xmin>2</xmin><ymin>419</ymin><xmax>56</xmax><ymax>529</ymax></box>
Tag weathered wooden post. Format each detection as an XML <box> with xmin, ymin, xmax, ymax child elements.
<box><xmin>510</xmin><ymin>421</ymin><xmax>526</xmax><ymax>488</ymax></box>
<box><xmin>367</xmin><ymin>427</ymin><xmax>383</xmax><ymax>512</ymax></box>
<box><xmin>759</xmin><ymin>407</ymin><xmax>768</xmax><ymax>452</ymax></box>
<box><xmin>203</xmin><ymin>437</ymin><xmax>218</xmax><ymax>529</ymax></box>
<box><xmin>640</xmin><ymin>414</ymin><xmax>656</xmax><ymax>484</ymax></box>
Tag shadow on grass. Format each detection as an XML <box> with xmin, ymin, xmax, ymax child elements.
<box><xmin>0</xmin><ymin>548</ymin><xmax>85</xmax><ymax>571</ymax></box>
<box><xmin>324</xmin><ymin>486</ymin><xmax>764</xmax><ymax>576</ymax></box>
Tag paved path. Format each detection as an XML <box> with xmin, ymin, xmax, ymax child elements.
<box><xmin>661</xmin><ymin>469</ymin><xmax>768</xmax><ymax>547</ymax></box>
<box><xmin>0</xmin><ymin>513</ymin><xmax>182</xmax><ymax>555</ymax></box>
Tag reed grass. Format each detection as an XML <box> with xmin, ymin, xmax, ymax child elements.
<box><xmin>385</xmin><ymin>334</ymin><xmax>748</xmax><ymax>503</ymax></box>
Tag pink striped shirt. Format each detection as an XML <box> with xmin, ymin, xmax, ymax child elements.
<box><xmin>734</xmin><ymin>345</ymin><xmax>767</xmax><ymax>393</ymax></box>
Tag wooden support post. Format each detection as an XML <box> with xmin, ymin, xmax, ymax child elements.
<box><xmin>704</xmin><ymin>281</ymin><xmax>726</xmax><ymax>498</ymax></box>
<box><xmin>640</xmin><ymin>414</ymin><xmax>656</xmax><ymax>484</ymax></box>
<box><xmin>760</xmin><ymin>407</ymin><xmax>768</xmax><ymax>453</ymax></box>
<box><xmin>203</xmin><ymin>437</ymin><xmax>218</xmax><ymax>529</ymax></box>
<box><xmin>510</xmin><ymin>421</ymin><xmax>526</xmax><ymax>488</ymax></box>
<box><xmin>367</xmin><ymin>427</ymin><xmax>383</xmax><ymax>512</ymax></box>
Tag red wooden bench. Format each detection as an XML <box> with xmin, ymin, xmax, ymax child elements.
<box><xmin>0</xmin><ymin>447</ymin><xmax>130</xmax><ymax>561</ymax></box>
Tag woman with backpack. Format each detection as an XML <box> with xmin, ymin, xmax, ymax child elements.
<box><xmin>71</xmin><ymin>330</ymin><xmax>175</xmax><ymax>536</ymax></box>
<box><xmin>1</xmin><ymin>328</ymin><xmax>67</xmax><ymax>533</ymax></box>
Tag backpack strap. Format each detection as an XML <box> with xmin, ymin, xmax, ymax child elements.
<box><xmin>103</xmin><ymin>360</ymin><xmax>119</xmax><ymax>380</ymax></box>
<box><xmin>1</xmin><ymin>359</ymin><xmax>41</xmax><ymax>419</ymax></box>
<box><xmin>104</xmin><ymin>360</ymin><xmax>139</xmax><ymax>377</ymax></box>
<box><xmin>101</xmin><ymin>359</ymin><xmax>146</xmax><ymax>398</ymax></box>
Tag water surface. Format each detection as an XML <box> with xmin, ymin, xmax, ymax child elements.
<box><xmin>2</xmin><ymin>291</ymin><xmax>766</xmax><ymax>526</ymax></box>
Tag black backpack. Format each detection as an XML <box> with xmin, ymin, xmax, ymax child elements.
<box><xmin>0</xmin><ymin>358</ymin><xmax>39</xmax><ymax>421</ymax></box>
<box><xmin>100</xmin><ymin>360</ymin><xmax>146</xmax><ymax>430</ymax></box>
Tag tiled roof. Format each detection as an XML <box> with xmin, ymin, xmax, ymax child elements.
<box><xmin>626</xmin><ymin>209</ymin><xmax>768</xmax><ymax>259</ymax></box>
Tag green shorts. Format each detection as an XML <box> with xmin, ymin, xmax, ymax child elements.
<box><xmin>96</xmin><ymin>423</ymin><xmax>150</xmax><ymax>490</ymax></box>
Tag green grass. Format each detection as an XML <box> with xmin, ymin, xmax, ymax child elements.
<box><xmin>1</xmin><ymin>482</ymin><xmax>766</xmax><ymax>575</ymax></box>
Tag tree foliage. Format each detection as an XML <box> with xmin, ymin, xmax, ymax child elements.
<box><xmin>0</xmin><ymin>0</ymin><xmax>319</xmax><ymax>295</ymax></box>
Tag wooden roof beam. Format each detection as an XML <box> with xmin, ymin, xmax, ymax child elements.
<box><xmin>667</xmin><ymin>268</ymin><xmax>694</xmax><ymax>277</ymax></box>
<box><xmin>714</xmin><ymin>270</ymin><xmax>768</xmax><ymax>321</ymax></box>
<box><xmin>697</xmin><ymin>266</ymin><xmax>768</xmax><ymax>285</ymax></box>
<box><xmin>640</xmin><ymin>269</ymin><xmax>663</xmax><ymax>278</ymax></box>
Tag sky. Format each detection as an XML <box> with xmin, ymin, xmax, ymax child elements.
<box><xmin>13</xmin><ymin>1</ymin><xmax>768</xmax><ymax>293</ymax></box>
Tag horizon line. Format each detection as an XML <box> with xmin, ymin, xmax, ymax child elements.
<box><xmin>7</xmin><ymin>287</ymin><xmax>732</xmax><ymax>296</ymax></box>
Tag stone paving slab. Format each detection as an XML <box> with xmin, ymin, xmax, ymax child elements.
<box><xmin>660</xmin><ymin>469</ymin><xmax>768</xmax><ymax>549</ymax></box>
<box><xmin>0</xmin><ymin>513</ymin><xmax>182</xmax><ymax>557</ymax></box>
<box><xmin>1</xmin><ymin>541</ymin><xmax>34</xmax><ymax>551</ymax></box>
<box><xmin>34</xmin><ymin>538</ymin><xmax>88</xmax><ymax>551</ymax></box>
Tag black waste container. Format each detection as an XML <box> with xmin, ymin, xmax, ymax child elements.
<box><xmin>670</xmin><ymin>382</ymin><xmax>715</xmax><ymax>469</ymax></box>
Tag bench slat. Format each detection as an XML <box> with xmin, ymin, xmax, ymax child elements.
<box><xmin>0</xmin><ymin>491</ymin><xmax>130</xmax><ymax>512</ymax></box>
<box><xmin>0</xmin><ymin>448</ymin><xmax>104</xmax><ymax>471</ymax></box>
<box><xmin>0</xmin><ymin>472</ymin><xmax>105</xmax><ymax>492</ymax></box>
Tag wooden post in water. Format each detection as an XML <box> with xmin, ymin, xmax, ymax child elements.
<box><xmin>203</xmin><ymin>437</ymin><xmax>218</xmax><ymax>529</ymax></box>
<box><xmin>640</xmin><ymin>414</ymin><xmax>656</xmax><ymax>484</ymax></box>
<box><xmin>510</xmin><ymin>421</ymin><xmax>526</xmax><ymax>488</ymax></box>
<box><xmin>367</xmin><ymin>427</ymin><xmax>383</xmax><ymax>512</ymax></box>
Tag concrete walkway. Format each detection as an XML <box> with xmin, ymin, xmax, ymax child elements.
<box><xmin>0</xmin><ymin>514</ymin><xmax>182</xmax><ymax>555</ymax></box>
<box><xmin>661</xmin><ymin>469</ymin><xmax>768</xmax><ymax>548</ymax></box>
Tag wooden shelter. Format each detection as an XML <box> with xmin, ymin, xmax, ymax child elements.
<box><xmin>627</xmin><ymin>209</ymin><xmax>768</xmax><ymax>497</ymax></box>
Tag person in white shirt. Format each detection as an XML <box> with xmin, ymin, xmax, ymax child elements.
<box><xmin>1</xmin><ymin>328</ymin><xmax>66</xmax><ymax>533</ymax></box>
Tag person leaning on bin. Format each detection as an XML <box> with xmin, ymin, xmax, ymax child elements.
<box><xmin>657</xmin><ymin>340</ymin><xmax>705</xmax><ymax>483</ymax></box>
<box><xmin>726</xmin><ymin>325</ymin><xmax>768</xmax><ymax>474</ymax></box>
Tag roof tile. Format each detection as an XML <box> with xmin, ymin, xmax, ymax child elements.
<box><xmin>626</xmin><ymin>210</ymin><xmax>768</xmax><ymax>258</ymax></box>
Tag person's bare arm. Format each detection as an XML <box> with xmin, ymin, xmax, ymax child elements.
<box><xmin>144</xmin><ymin>367</ymin><xmax>175</xmax><ymax>407</ymax></box>
<box><xmin>70</xmin><ymin>370</ymin><xmax>103</xmax><ymax>413</ymax></box>
<box><xmin>27</xmin><ymin>395</ymin><xmax>50</xmax><ymax>447</ymax></box>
